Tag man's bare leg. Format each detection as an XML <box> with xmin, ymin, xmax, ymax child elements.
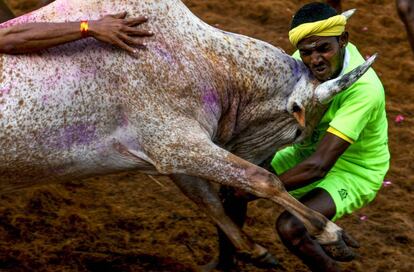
<box><xmin>397</xmin><ymin>0</ymin><xmax>414</xmax><ymax>53</ymax></box>
<box><xmin>276</xmin><ymin>188</ymin><xmax>340</xmax><ymax>272</ymax></box>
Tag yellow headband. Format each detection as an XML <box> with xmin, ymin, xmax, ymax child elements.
<box><xmin>289</xmin><ymin>15</ymin><xmax>347</xmax><ymax>48</ymax></box>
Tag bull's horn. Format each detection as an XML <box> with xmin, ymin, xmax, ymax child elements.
<box><xmin>315</xmin><ymin>54</ymin><xmax>377</xmax><ymax>105</ymax></box>
<box><xmin>342</xmin><ymin>9</ymin><xmax>356</xmax><ymax>20</ymax></box>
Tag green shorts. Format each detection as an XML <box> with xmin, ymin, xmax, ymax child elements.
<box><xmin>288</xmin><ymin>170</ymin><xmax>378</xmax><ymax>221</ymax></box>
<box><xmin>271</xmin><ymin>147</ymin><xmax>388</xmax><ymax>222</ymax></box>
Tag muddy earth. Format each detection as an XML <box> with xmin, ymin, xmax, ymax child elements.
<box><xmin>0</xmin><ymin>0</ymin><xmax>413</xmax><ymax>271</ymax></box>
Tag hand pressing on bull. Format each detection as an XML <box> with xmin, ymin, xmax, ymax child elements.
<box><xmin>89</xmin><ymin>11</ymin><xmax>153</xmax><ymax>54</ymax></box>
<box><xmin>0</xmin><ymin>11</ymin><xmax>153</xmax><ymax>55</ymax></box>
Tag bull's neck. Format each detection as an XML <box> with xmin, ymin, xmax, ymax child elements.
<box><xmin>204</xmin><ymin>31</ymin><xmax>303</xmax><ymax>147</ymax></box>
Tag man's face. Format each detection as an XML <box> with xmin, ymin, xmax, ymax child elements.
<box><xmin>297</xmin><ymin>34</ymin><xmax>347</xmax><ymax>82</ymax></box>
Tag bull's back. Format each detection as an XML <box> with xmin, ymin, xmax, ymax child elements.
<box><xmin>0</xmin><ymin>0</ymin><xmax>225</xmax><ymax>186</ymax></box>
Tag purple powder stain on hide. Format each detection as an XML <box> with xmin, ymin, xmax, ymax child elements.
<box><xmin>202</xmin><ymin>87</ymin><xmax>220</xmax><ymax>117</ymax></box>
<box><xmin>55</xmin><ymin>2</ymin><xmax>70</xmax><ymax>13</ymax></box>
<box><xmin>120</xmin><ymin>111</ymin><xmax>129</xmax><ymax>127</ymax></box>
<box><xmin>60</xmin><ymin>124</ymin><xmax>96</xmax><ymax>148</ymax></box>
<box><xmin>115</xmin><ymin>105</ymin><xmax>129</xmax><ymax>127</ymax></box>
<box><xmin>44</xmin><ymin>76</ymin><xmax>60</xmax><ymax>90</ymax></box>
<box><xmin>44</xmin><ymin>123</ymin><xmax>97</xmax><ymax>150</ymax></box>
<box><xmin>0</xmin><ymin>86</ymin><xmax>11</xmax><ymax>96</ymax></box>
<box><xmin>202</xmin><ymin>89</ymin><xmax>219</xmax><ymax>106</ymax></box>
<box><xmin>0</xmin><ymin>86</ymin><xmax>11</xmax><ymax>110</ymax></box>
<box><xmin>292</xmin><ymin>60</ymin><xmax>301</xmax><ymax>78</ymax></box>
<box><xmin>41</xmin><ymin>95</ymin><xmax>51</xmax><ymax>106</ymax></box>
<box><xmin>0</xmin><ymin>14</ymin><xmax>35</xmax><ymax>29</ymax></box>
<box><xmin>153</xmin><ymin>46</ymin><xmax>175</xmax><ymax>65</ymax></box>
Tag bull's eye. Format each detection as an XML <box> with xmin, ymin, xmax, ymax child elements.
<box><xmin>292</xmin><ymin>103</ymin><xmax>301</xmax><ymax>113</ymax></box>
<box><xmin>295</xmin><ymin>129</ymin><xmax>302</xmax><ymax>138</ymax></box>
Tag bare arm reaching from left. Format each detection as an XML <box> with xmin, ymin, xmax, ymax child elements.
<box><xmin>0</xmin><ymin>11</ymin><xmax>153</xmax><ymax>54</ymax></box>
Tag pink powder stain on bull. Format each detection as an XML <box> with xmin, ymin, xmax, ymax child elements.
<box><xmin>60</xmin><ymin>124</ymin><xmax>97</xmax><ymax>148</ymax></box>
<box><xmin>0</xmin><ymin>13</ymin><xmax>35</xmax><ymax>29</ymax></box>
<box><xmin>120</xmin><ymin>111</ymin><xmax>129</xmax><ymax>127</ymax></box>
<box><xmin>44</xmin><ymin>74</ymin><xmax>60</xmax><ymax>90</ymax></box>
<box><xmin>153</xmin><ymin>45</ymin><xmax>176</xmax><ymax>66</ymax></box>
<box><xmin>202</xmin><ymin>87</ymin><xmax>220</xmax><ymax>117</ymax></box>
<box><xmin>202</xmin><ymin>89</ymin><xmax>219</xmax><ymax>106</ymax></box>
<box><xmin>41</xmin><ymin>123</ymin><xmax>97</xmax><ymax>150</ymax></box>
<box><xmin>0</xmin><ymin>86</ymin><xmax>11</xmax><ymax>97</ymax></box>
<box><xmin>41</xmin><ymin>94</ymin><xmax>52</xmax><ymax>106</ymax></box>
<box><xmin>55</xmin><ymin>1</ymin><xmax>70</xmax><ymax>13</ymax></box>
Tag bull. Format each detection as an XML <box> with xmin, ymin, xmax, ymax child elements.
<box><xmin>0</xmin><ymin>0</ymin><xmax>374</xmax><ymax>267</ymax></box>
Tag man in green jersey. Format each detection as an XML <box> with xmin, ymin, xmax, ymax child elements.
<box><xmin>269</xmin><ymin>2</ymin><xmax>390</xmax><ymax>271</ymax></box>
<box><xmin>215</xmin><ymin>2</ymin><xmax>389</xmax><ymax>272</ymax></box>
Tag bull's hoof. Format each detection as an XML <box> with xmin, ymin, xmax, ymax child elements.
<box><xmin>236</xmin><ymin>251</ymin><xmax>282</xmax><ymax>270</ymax></box>
<box><xmin>321</xmin><ymin>230</ymin><xmax>360</xmax><ymax>262</ymax></box>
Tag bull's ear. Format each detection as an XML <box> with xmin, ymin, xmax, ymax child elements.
<box><xmin>315</xmin><ymin>54</ymin><xmax>377</xmax><ymax>104</ymax></box>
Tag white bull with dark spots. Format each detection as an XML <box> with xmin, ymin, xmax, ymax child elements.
<box><xmin>0</xmin><ymin>0</ymin><xmax>374</xmax><ymax>267</ymax></box>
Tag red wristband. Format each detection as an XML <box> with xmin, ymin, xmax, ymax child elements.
<box><xmin>80</xmin><ymin>20</ymin><xmax>89</xmax><ymax>37</ymax></box>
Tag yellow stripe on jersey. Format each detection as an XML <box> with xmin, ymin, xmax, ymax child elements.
<box><xmin>327</xmin><ymin>126</ymin><xmax>354</xmax><ymax>144</ymax></box>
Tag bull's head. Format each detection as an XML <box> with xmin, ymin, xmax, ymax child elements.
<box><xmin>286</xmin><ymin>54</ymin><xmax>377</xmax><ymax>142</ymax></box>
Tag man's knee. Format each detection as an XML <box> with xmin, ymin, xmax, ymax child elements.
<box><xmin>276</xmin><ymin>211</ymin><xmax>307</xmax><ymax>244</ymax></box>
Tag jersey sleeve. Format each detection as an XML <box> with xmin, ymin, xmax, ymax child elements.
<box><xmin>329</xmin><ymin>82</ymin><xmax>381</xmax><ymax>142</ymax></box>
<box><xmin>271</xmin><ymin>144</ymin><xmax>314</xmax><ymax>175</ymax></box>
<box><xmin>292</xmin><ymin>50</ymin><xmax>301</xmax><ymax>60</ymax></box>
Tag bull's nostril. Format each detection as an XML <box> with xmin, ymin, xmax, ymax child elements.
<box><xmin>295</xmin><ymin>129</ymin><xmax>302</xmax><ymax>138</ymax></box>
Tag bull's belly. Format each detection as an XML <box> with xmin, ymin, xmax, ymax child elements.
<box><xmin>0</xmin><ymin>127</ymin><xmax>158</xmax><ymax>192</ymax></box>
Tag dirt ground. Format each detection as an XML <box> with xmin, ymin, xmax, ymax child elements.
<box><xmin>0</xmin><ymin>0</ymin><xmax>413</xmax><ymax>271</ymax></box>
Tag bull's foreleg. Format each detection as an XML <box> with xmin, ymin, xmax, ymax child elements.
<box><xmin>171</xmin><ymin>174</ymin><xmax>279</xmax><ymax>269</ymax></box>
<box><xmin>149</xmin><ymin>133</ymin><xmax>358</xmax><ymax>261</ymax></box>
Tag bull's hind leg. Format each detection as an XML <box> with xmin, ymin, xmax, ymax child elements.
<box><xmin>144</xmin><ymin>128</ymin><xmax>358</xmax><ymax>262</ymax></box>
<box><xmin>171</xmin><ymin>174</ymin><xmax>279</xmax><ymax>269</ymax></box>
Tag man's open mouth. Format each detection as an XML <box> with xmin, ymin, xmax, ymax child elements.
<box><xmin>313</xmin><ymin>66</ymin><xmax>327</xmax><ymax>74</ymax></box>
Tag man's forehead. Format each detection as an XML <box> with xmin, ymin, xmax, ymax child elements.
<box><xmin>297</xmin><ymin>36</ymin><xmax>335</xmax><ymax>50</ymax></box>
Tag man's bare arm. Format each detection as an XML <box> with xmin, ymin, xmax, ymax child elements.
<box><xmin>0</xmin><ymin>12</ymin><xmax>153</xmax><ymax>54</ymax></box>
<box><xmin>279</xmin><ymin>133</ymin><xmax>350</xmax><ymax>191</ymax></box>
